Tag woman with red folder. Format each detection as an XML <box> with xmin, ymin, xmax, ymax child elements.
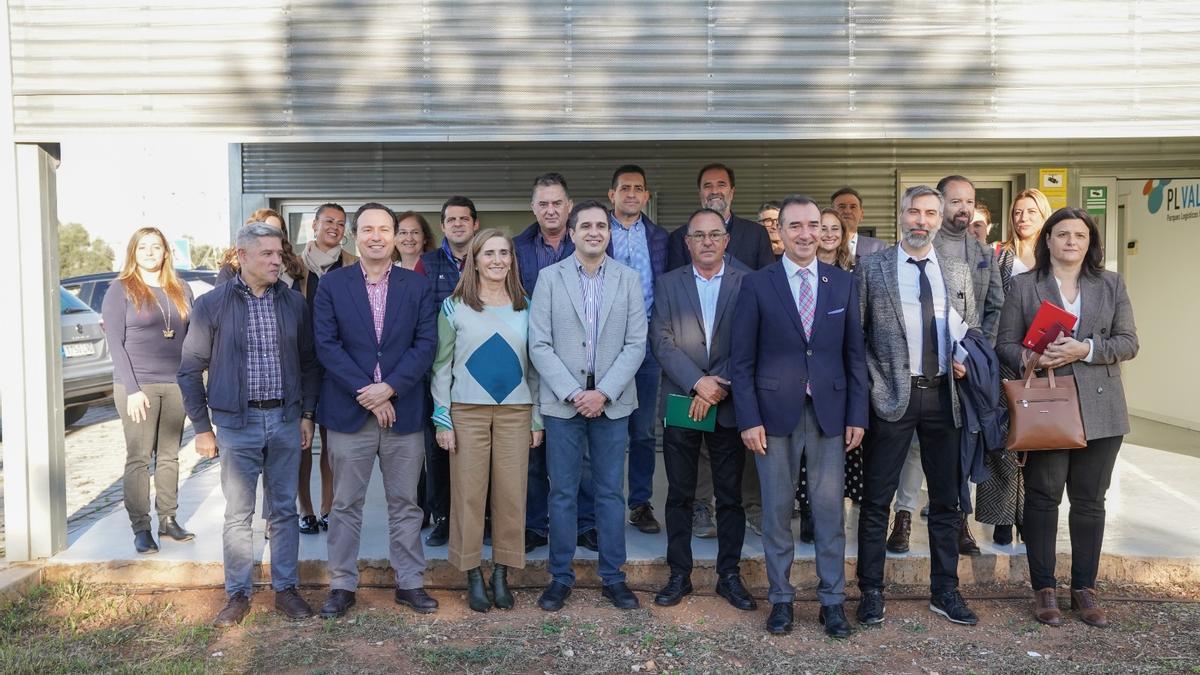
<box><xmin>995</xmin><ymin>208</ymin><xmax>1139</xmax><ymax>629</ymax></box>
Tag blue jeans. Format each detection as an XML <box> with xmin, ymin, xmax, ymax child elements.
<box><xmin>626</xmin><ymin>351</ymin><xmax>661</xmax><ymax>508</ymax></box>
<box><xmin>214</xmin><ymin>408</ymin><xmax>301</xmax><ymax>597</ymax></box>
<box><xmin>545</xmin><ymin>413</ymin><xmax>629</xmax><ymax>587</ymax></box>
<box><xmin>526</xmin><ymin>439</ymin><xmax>595</xmax><ymax>536</ymax></box>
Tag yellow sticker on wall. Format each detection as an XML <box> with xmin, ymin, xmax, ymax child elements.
<box><xmin>1039</xmin><ymin>168</ymin><xmax>1068</xmax><ymax>210</ymax></box>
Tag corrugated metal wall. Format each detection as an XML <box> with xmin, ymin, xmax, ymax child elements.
<box><xmin>242</xmin><ymin>138</ymin><xmax>1200</xmax><ymax>235</ymax></box>
<box><xmin>9</xmin><ymin>0</ymin><xmax>1200</xmax><ymax>141</ymax></box>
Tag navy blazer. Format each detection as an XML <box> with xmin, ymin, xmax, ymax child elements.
<box><xmin>730</xmin><ymin>260</ymin><xmax>870</xmax><ymax>437</ymax></box>
<box><xmin>513</xmin><ymin>222</ymin><xmax>575</xmax><ymax>294</ymax></box>
<box><xmin>312</xmin><ymin>263</ymin><xmax>438</xmax><ymax>434</ymax></box>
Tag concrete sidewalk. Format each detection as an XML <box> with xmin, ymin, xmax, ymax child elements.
<box><xmin>45</xmin><ymin>439</ymin><xmax>1200</xmax><ymax>591</ymax></box>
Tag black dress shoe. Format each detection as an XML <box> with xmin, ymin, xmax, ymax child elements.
<box><xmin>319</xmin><ymin>589</ymin><xmax>356</xmax><ymax>619</ymax></box>
<box><xmin>856</xmin><ymin>588</ymin><xmax>886</xmax><ymax>625</ymax></box>
<box><xmin>628</xmin><ymin>504</ymin><xmax>661</xmax><ymax>534</ymax></box>
<box><xmin>653</xmin><ymin>574</ymin><xmax>693</xmax><ymax>607</ymax></box>
<box><xmin>134</xmin><ymin>530</ymin><xmax>159</xmax><ymax>554</ymax></box>
<box><xmin>930</xmin><ymin>590</ymin><xmax>979</xmax><ymax>626</ymax></box>
<box><xmin>212</xmin><ymin>593</ymin><xmax>250</xmax><ymax>627</ymax></box>
<box><xmin>799</xmin><ymin>508</ymin><xmax>815</xmax><ymax>544</ymax></box>
<box><xmin>298</xmin><ymin>515</ymin><xmax>320</xmax><ymax>535</ymax></box>
<box><xmin>766</xmin><ymin>602</ymin><xmax>793</xmax><ymax>634</ymax></box>
<box><xmin>395</xmin><ymin>587</ymin><xmax>439</xmax><ymax>614</ymax></box>
<box><xmin>602</xmin><ymin>582</ymin><xmax>640</xmax><ymax>610</ymax></box>
<box><xmin>715</xmin><ymin>573</ymin><xmax>758</xmax><ymax>611</ymax></box>
<box><xmin>425</xmin><ymin>518</ymin><xmax>449</xmax><ymax>547</ymax></box>
<box><xmin>819</xmin><ymin>603</ymin><xmax>853</xmax><ymax>639</ymax></box>
<box><xmin>275</xmin><ymin>587</ymin><xmax>313</xmax><ymax>619</ymax></box>
<box><xmin>525</xmin><ymin>529</ymin><xmax>548</xmax><ymax>553</ymax></box>
<box><xmin>576</xmin><ymin>529</ymin><xmax>599</xmax><ymax>552</ymax></box>
<box><xmin>319</xmin><ymin>513</ymin><xmax>330</xmax><ymax>531</ymax></box>
<box><xmin>158</xmin><ymin>516</ymin><xmax>195</xmax><ymax>542</ymax></box>
<box><xmin>538</xmin><ymin>581</ymin><xmax>572</xmax><ymax>612</ymax></box>
<box><xmin>958</xmin><ymin>514</ymin><xmax>982</xmax><ymax>557</ymax></box>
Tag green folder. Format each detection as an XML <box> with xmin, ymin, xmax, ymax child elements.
<box><xmin>664</xmin><ymin>393</ymin><xmax>717</xmax><ymax>432</ymax></box>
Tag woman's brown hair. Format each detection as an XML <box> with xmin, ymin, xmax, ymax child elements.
<box><xmin>818</xmin><ymin>208</ymin><xmax>855</xmax><ymax>271</ymax></box>
<box><xmin>451</xmin><ymin>228</ymin><xmax>528</xmax><ymax>312</ymax></box>
<box><xmin>117</xmin><ymin>227</ymin><xmax>191</xmax><ymax>320</ymax></box>
<box><xmin>218</xmin><ymin>208</ymin><xmax>306</xmax><ymax>280</ymax></box>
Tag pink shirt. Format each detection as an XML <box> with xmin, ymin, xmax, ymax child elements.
<box><xmin>364</xmin><ymin>265</ymin><xmax>392</xmax><ymax>382</ymax></box>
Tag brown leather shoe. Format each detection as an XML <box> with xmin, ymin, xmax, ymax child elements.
<box><xmin>274</xmin><ymin>587</ymin><xmax>314</xmax><ymax>619</ymax></box>
<box><xmin>958</xmin><ymin>513</ymin><xmax>981</xmax><ymax>557</ymax></box>
<box><xmin>886</xmin><ymin>510</ymin><xmax>912</xmax><ymax>553</ymax></box>
<box><xmin>213</xmin><ymin>593</ymin><xmax>251</xmax><ymax>627</ymax></box>
<box><xmin>1033</xmin><ymin>588</ymin><xmax>1063</xmax><ymax>626</ymax></box>
<box><xmin>1071</xmin><ymin>588</ymin><xmax>1109</xmax><ymax>627</ymax></box>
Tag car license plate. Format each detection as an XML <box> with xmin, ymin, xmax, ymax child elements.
<box><xmin>63</xmin><ymin>342</ymin><xmax>95</xmax><ymax>358</ymax></box>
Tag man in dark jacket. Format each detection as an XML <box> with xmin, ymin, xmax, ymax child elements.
<box><xmin>179</xmin><ymin>222</ymin><xmax>322</xmax><ymax>628</ymax></box>
<box><xmin>666</xmin><ymin>162</ymin><xmax>775</xmax><ymax>272</ymax></box>
<box><xmin>417</xmin><ymin>195</ymin><xmax>480</xmax><ymax>546</ymax></box>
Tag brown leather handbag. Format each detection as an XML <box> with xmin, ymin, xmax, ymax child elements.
<box><xmin>1003</xmin><ymin>361</ymin><xmax>1087</xmax><ymax>452</ymax></box>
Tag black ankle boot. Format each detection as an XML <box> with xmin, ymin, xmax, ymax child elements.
<box><xmin>993</xmin><ymin>524</ymin><xmax>1013</xmax><ymax>545</ymax></box>
<box><xmin>491</xmin><ymin>564</ymin><xmax>514</xmax><ymax>609</ymax></box>
<box><xmin>466</xmin><ymin>568</ymin><xmax>491</xmax><ymax>613</ymax></box>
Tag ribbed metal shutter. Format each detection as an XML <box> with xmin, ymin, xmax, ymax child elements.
<box><xmin>9</xmin><ymin>1</ymin><xmax>1200</xmax><ymax>140</ymax></box>
<box><xmin>242</xmin><ymin>138</ymin><xmax>1200</xmax><ymax>237</ymax></box>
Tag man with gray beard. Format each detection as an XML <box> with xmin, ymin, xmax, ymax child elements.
<box><xmin>854</xmin><ymin>186</ymin><xmax>982</xmax><ymax>628</ymax></box>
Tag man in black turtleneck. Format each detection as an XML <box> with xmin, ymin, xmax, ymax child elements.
<box><xmin>934</xmin><ymin>176</ymin><xmax>1004</xmax><ymax>340</ymax></box>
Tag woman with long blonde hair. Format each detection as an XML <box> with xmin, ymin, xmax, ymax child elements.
<box><xmin>431</xmin><ymin>228</ymin><xmax>541</xmax><ymax>612</ymax></box>
<box><xmin>102</xmin><ymin>227</ymin><xmax>196</xmax><ymax>554</ymax></box>
<box><xmin>998</xmin><ymin>189</ymin><xmax>1052</xmax><ymax>290</ymax></box>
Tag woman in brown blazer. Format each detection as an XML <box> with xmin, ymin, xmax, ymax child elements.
<box><xmin>995</xmin><ymin>207</ymin><xmax>1139</xmax><ymax>629</ymax></box>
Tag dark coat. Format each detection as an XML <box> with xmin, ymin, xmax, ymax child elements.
<box><xmin>667</xmin><ymin>212</ymin><xmax>775</xmax><ymax>272</ymax></box>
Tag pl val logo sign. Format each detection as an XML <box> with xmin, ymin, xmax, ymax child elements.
<box><xmin>1144</xmin><ymin>179</ymin><xmax>1200</xmax><ymax>224</ymax></box>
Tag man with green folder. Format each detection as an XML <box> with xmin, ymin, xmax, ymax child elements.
<box><xmin>648</xmin><ymin>207</ymin><xmax>756</xmax><ymax>612</ymax></box>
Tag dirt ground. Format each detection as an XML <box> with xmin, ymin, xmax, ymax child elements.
<box><xmin>1</xmin><ymin>579</ymin><xmax>1197</xmax><ymax>674</ymax></box>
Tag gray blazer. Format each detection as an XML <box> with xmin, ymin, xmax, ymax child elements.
<box><xmin>528</xmin><ymin>255</ymin><xmax>648</xmax><ymax>420</ymax></box>
<box><xmin>934</xmin><ymin>231</ymin><xmax>1005</xmax><ymax>340</ymax></box>
<box><xmin>995</xmin><ymin>270</ymin><xmax>1139</xmax><ymax>440</ymax></box>
<box><xmin>855</xmin><ymin>233</ymin><xmax>888</xmax><ymax>260</ymax></box>
<box><xmin>649</xmin><ymin>263</ymin><xmax>745</xmax><ymax>429</ymax></box>
<box><xmin>856</xmin><ymin>244</ymin><xmax>980</xmax><ymax>427</ymax></box>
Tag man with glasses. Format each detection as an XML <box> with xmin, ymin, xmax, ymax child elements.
<box><xmin>757</xmin><ymin>201</ymin><xmax>784</xmax><ymax>259</ymax></box>
<box><xmin>650</xmin><ymin>208</ymin><xmax>756</xmax><ymax>613</ymax></box>
<box><xmin>297</xmin><ymin>203</ymin><xmax>357</xmax><ymax>535</ymax></box>
<box><xmin>606</xmin><ymin>164</ymin><xmax>670</xmax><ymax>536</ymax></box>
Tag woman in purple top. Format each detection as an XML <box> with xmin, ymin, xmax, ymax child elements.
<box><xmin>102</xmin><ymin>227</ymin><xmax>196</xmax><ymax>554</ymax></box>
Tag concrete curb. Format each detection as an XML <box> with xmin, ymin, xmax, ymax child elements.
<box><xmin>39</xmin><ymin>552</ymin><xmax>1200</xmax><ymax>591</ymax></box>
<box><xmin>0</xmin><ymin>564</ymin><xmax>44</xmax><ymax>603</ymax></box>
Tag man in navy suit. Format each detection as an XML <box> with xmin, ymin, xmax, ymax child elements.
<box><xmin>731</xmin><ymin>195</ymin><xmax>869</xmax><ymax>638</ymax></box>
<box><xmin>312</xmin><ymin>203</ymin><xmax>439</xmax><ymax>619</ymax></box>
<box><xmin>606</xmin><ymin>164</ymin><xmax>670</xmax><ymax>534</ymax></box>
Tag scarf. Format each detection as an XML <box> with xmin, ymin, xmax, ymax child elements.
<box><xmin>302</xmin><ymin>240</ymin><xmax>343</xmax><ymax>278</ymax></box>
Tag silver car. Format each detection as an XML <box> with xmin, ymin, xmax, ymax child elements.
<box><xmin>60</xmin><ymin>287</ymin><xmax>114</xmax><ymax>425</ymax></box>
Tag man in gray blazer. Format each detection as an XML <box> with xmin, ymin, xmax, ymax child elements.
<box><xmin>855</xmin><ymin>185</ymin><xmax>982</xmax><ymax>628</ymax></box>
<box><xmin>832</xmin><ymin>187</ymin><xmax>888</xmax><ymax>260</ymax></box>
<box><xmin>529</xmin><ymin>199</ymin><xmax>648</xmax><ymax>613</ymax></box>
<box><xmin>649</xmin><ymin>208</ymin><xmax>756</xmax><ymax>612</ymax></box>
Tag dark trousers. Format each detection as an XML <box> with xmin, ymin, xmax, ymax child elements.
<box><xmin>423</xmin><ymin>419</ymin><xmax>449</xmax><ymax>522</ymax></box>
<box><xmin>858</xmin><ymin>381</ymin><xmax>962</xmax><ymax>594</ymax></box>
<box><xmin>1022</xmin><ymin>436</ymin><xmax>1122</xmax><ymax>591</ymax></box>
<box><xmin>115</xmin><ymin>382</ymin><xmax>186</xmax><ymax>533</ymax></box>
<box><xmin>526</xmin><ymin>439</ymin><xmax>596</xmax><ymax>536</ymax></box>
<box><xmin>662</xmin><ymin>423</ymin><xmax>745</xmax><ymax>577</ymax></box>
<box><xmin>626</xmin><ymin>351</ymin><xmax>662</xmax><ymax>507</ymax></box>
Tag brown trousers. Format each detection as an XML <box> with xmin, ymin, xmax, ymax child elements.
<box><xmin>448</xmin><ymin>403</ymin><xmax>532</xmax><ymax>571</ymax></box>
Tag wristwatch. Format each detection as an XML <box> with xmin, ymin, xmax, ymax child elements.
<box><xmin>301</xmin><ymin>410</ymin><xmax>316</xmax><ymax>421</ymax></box>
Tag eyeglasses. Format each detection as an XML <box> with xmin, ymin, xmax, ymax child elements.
<box><xmin>758</xmin><ymin>218</ymin><xmax>779</xmax><ymax>227</ymax></box>
<box><xmin>686</xmin><ymin>232</ymin><xmax>729</xmax><ymax>242</ymax></box>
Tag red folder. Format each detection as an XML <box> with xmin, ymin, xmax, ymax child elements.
<box><xmin>1022</xmin><ymin>300</ymin><xmax>1079</xmax><ymax>353</ymax></box>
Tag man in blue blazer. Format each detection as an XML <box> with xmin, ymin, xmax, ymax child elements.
<box><xmin>606</xmin><ymin>164</ymin><xmax>670</xmax><ymax>534</ymax></box>
<box><xmin>312</xmin><ymin>203</ymin><xmax>439</xmax><ymax>619</ymax></box>
<box><xmin>731</xmin><ymin>195</ymin><xmax>869</xmax><ymax>638</ymax></box>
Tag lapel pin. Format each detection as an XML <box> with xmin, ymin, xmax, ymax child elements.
<box><xmin>821</xmin><ymin>276</ymin><xmax>829</xmax><ymax>283</ymax></box>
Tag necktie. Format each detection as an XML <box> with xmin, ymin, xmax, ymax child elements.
<box><xmin>907</xmin><ymin>257</ymin><xmax>940</xmax><ymax>378</ymax></box>
<box><xmin>797</xmin><ymin>267</ymin><xmax>815</xmax><ymax>340</ymax></box>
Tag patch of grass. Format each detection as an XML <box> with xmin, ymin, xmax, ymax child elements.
<box><xmin>540</xmin><ymin>617</ymin><xmax>568</xmax><ymax>635</ymax></box>
<box><xmin>172</xmin><ymin>623</ymin><xmax>216</xmax><ymax>647</ymax></box>
<box><xmin>618</xmin><ymin>625</ymin><xmax>638</xmax><ymax>636</ymax></box>
<box><xmin>418</xmin><ymin>644</ymin><xmax>507</xmax><ymax>668</ymax></box>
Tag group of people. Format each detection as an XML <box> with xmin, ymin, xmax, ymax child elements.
<box><xmin>101</xmin><ymin>162</ymin><xmax>1137</xmax><ymax>637</ymax></box>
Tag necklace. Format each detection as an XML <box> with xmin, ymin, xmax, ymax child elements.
<box><xmin>151</xmin><ymin>289</ymin><xmax>175</xmax><ymax>339</ymax></box>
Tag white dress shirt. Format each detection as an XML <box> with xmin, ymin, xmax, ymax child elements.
<box><xmin>781</xmin><ymin>254</ymin><xmax>819</xmax><ymax>311</ymax></box>
<box><xmin>1054</xmin><ymin>277</ymin><xmax>1095</xmax><ymax>363</ymax></box>
<box><xmin>692</xmin><ymin>263</ymin><xmax>725</xmax><ymax>358</ymax></box>
<box><xmin>896</xmin><ymin>244</ymin><xmax>951</xmax><ymax>376</ymax></box>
